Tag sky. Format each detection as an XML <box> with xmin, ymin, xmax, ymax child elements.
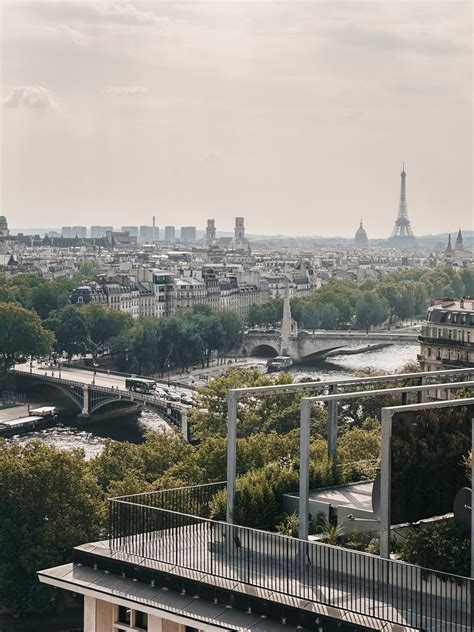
<box><xmin>1</xmin><ymin>1</ymin><xmax>472</xmax><ymax>237</ymax></box>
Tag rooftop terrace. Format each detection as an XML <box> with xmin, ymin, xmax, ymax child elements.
<box><xmin>107</xmin><ymin>482</ymin><xmax>472</xmax><ymax>632</ymax></box>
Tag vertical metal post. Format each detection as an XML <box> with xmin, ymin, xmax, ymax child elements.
<box><xmin>226</xmin><ymin>390</ymin><xmax>238</xmax><ymax>524</ymax></box>
<box><xmin>418</xmin><ymin>376</ymin><xmax>427</xmax><ymax>403</ymax></box>
<box><xmin>298</xmin><ymin>399</ymin><xmax>311</xmax><ymax>540</ymax></box>
<box><xmin>471</xmin><ymin>417</ymin><xmax>474</xmax><ymax>579</ymax></box>
<box><xmin>328</xmin><ymin>384</ymin><xmax>338</xmax><ymax>455</ymax></box>
<box><xmin>380</xmin><ymin>408</ymin><xmax>393</xmax><ymax>559</ymax></box>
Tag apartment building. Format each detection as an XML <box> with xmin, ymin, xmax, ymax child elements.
<box><xmin>418</xmin><ymin>297</ymin><xmax>474</xmax><ymax>370</ymax></box>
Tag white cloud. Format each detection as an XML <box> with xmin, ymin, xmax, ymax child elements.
<box><xmin>12</xmin><ymin>1</ymin><xmax>168</xmax><ymax>29</ymax></box>
<box><xmin>105</xmin><ymin>86</ymin><xmax>148</xmax><ymax>96</ymax></box>
<box><xmin>97</xmin><ymin>3</ymin><xmax>165</xmax><ymax>27</ymax></box>
<box><xmin>3</xmin><ymin>85</ymin><xmax>56</xmax><ymax>109</ymax></box>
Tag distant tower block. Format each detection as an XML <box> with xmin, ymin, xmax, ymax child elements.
<box><xmin>206</xmin><ymin>219</ymin><xmax>216</xmax><ymax>245</ymax></box>
<box><xmin>389</xmin><ymin>165</ymin><xmax>417</xmax><ymax>246</ymax></box>
<box><xmin>355</xmin><ymin>220</ymin><xmax>368</xmax><ymax>248</ymax></box>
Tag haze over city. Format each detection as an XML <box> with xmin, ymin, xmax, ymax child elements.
<box><xmin>1</xmin><ymin>1</ymin><xmax>472</xmax><ymax>236</ymax></box>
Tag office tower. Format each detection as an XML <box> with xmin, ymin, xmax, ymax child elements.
<box><xmin>180</xmin><ymin>226</ymin><xmax>197</xmax><ymax>243</ymax></box>
<box><xmin>122</xmin><ymin>226</ymin><xmax>139</xmax><ymax>237</ymax></box>
<box><xmin>91</xmin><ymin>226</ymin><xmax>112</xmax><ymax>239</ymax></box>
<box><xmin>165</xmin><ymin>226</ymin><xmax>176</xmax><ymax>243</ymax></box>
<box><xmin>71</xmin><ymin>226</ymin><xmax>87</xmax><ymax>238</ymax></box>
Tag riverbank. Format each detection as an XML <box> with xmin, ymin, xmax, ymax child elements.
<box><xmin>6</xmin><ymin>341</ymin><xmax>419</xmax><ymax>457</ymax></box>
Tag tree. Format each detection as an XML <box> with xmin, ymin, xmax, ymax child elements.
<box><xmin>82</xmin><ymin>303</ymin><xmax>132</xmax><ymax>348</ymax></box>
<box><xmin>301</xmin><ymin>303</ymin><xmax>320</xmax><ymax>331</ymax></box>
<box><xmin>77</xmin><ymin>260</ymin><xmax>101</xmax><ymax>279</ymax></box>
<box><xmin>0</xmin><ymin>441</ymin><xmax>103</xmax><ymax>614</ymax></box>
<box><xmin>218</xmin><ymin>311</ymin><xmax>243</xmax><ymax>360</ymax></box>
<box><xmin>355</xmin><ymin>292</ymin><xmax>389</xmax><ymax>333</ymax></box>
<box><xmin>337</xmin><ymin>427</ymin><xmax>381</xmax><ymax>480</ymax></box>
<box><xmin>0</xmin><ymin>302</ymin><xmax>54</xmax><ymax>372</ymax></box>
<box><xmin>46</xmin><ymin>306</ymin><xmax>92</xmax><ymax>360</ymax></box>
<box><xmin>460</xmin><ymin>268</ymin><xmax>474</xmax><ymax>295</ymax></box>
<box><xmin>189</xmin><ymin>369</ymin><xmax>297</xmax><ymax>440</ymax></box>
<box><xmin>318</xmin><ymin>302</ymin><xmax>341</xmax><ymax>329</ymax></box>
<box><xmin>399</xmin><ymin>520</ymin><xmax>469</xmax><ymax>577</ymax></box>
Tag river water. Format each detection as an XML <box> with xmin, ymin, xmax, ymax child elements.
<box><xmin>10</xmin><ymin>342</ymin><xmax>418</xmax><ymax>458</ymax></box>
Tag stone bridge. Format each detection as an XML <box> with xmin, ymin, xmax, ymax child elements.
<box><xmin>12</xmin><ymin>370</ymin><xmax>188</xmax><ymax>438</ymax></box>
<box><xmin>243</xmin><ymin>329</ymin><xmax>419</xmax><ymax>362</ymax></box>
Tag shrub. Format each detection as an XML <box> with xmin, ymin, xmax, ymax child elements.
<box><xmin>399</xmin><ymin>520</ymin><xmax>469</xmax><ymax>577</ymax></box>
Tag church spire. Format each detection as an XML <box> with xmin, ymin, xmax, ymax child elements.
<box><xmin>455</xmin><ymin>228</ymin><xmax>463</xmax><ymax>251</ymax></box>
<box><xmin>446</xmin><ymin>233</ymin><xmax>452</xmax><ymax>253</ymax></box>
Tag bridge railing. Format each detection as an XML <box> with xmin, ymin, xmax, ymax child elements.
<box><xmin>12</xmin><ymin>369</ymin><xmax>187</xmax><ymax>416</ymax></box>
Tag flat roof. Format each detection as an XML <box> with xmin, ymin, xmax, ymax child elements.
<box><xmin>287</xmin><ymin>481</ymin><xmax>374</xmax><ymax>513</ymax></box>
<box><xmin>38</xmin><ymin>563</ymin><xmax>329</xmax><ymax>632</ymax></box>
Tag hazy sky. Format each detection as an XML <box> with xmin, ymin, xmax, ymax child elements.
<box><xmin>1</xmin><ymin>1</ymin><xmax>472</xmax><ymax>236</ymax></box>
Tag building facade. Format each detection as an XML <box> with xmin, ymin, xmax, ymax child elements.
<box><xmin>164</xmin><ymin>226</ymin><xmax>176</xmax><ymax>243</ymax></box>
<box><xmin>418</xmin><ymin>297</ymin><xmax>474</xmax><ymax>370</ymax></box>
<box><xmin>180</xmin><ymin>226</ymin><xmax>197</xmax><ymax>243</ymax></box>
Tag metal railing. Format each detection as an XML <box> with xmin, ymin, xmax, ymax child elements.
<box><xmin>109</xmin><ymin>483</ymin><xmax>472</xmax><ymax>632</ymax></box>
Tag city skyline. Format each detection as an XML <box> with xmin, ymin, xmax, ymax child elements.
<box><xmin>1</xmin><ymin>1</ymin><xmax>472</xmax><ymax>236</ymax></box>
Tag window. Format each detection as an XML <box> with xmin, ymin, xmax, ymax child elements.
<box><xmin>135</xmin><ymin>612</ymin><xmax>148</xmax><ymax>630</ymax></box>
<box><xmin>115</xmin><ymin>606</ymin><xmax>148</xmax><ymax>631</ymax></box>
<box><xmin>118</xmin><ymin>607</ymin><xmax>131</xmax><ymax>625</ymax></box>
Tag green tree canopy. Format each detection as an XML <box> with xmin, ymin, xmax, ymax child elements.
<box><xmin>0</xmin><ymin>441</ymin><xmax>103</xmax><ymax>614</ymax></box>
<box><xmin>46</xmin><ymin>306</ymin><xmax>92</xmax><ymax>360</ymax></box>
<box><xmin>355</xmin><ymin>291</ymin><xmax>390</xmax><ymax>332</ymax></box>
<box><xmin>82</xmin><ymin>303</ymin><xmax>133</xmax><ymax>348</ymax></box>
<box><xmin>0</xmin><ymin>302</ymin><xmax>54</xmax><ymax>372</ymax></box>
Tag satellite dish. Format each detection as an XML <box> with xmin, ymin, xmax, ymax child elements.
<box><xmin>372</xmin><ymin>473</ymin><xmax>381</xmax><ymax>521</ymax></box>
<box><xmin>453</xmin><ymin>487</ymin><xmax>472</xmax><ymax>533</ymax></box>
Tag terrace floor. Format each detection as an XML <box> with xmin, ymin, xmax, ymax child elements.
<box><xmin>103</xmin><ymin>522</ymin><xmax>471</xmax><ymax>632</ymax></box>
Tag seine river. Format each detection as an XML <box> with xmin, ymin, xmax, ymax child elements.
<box><xmin>11</xmin><ymin>342</ymin><xmax>418</xmax><ymax>459</ymax></box>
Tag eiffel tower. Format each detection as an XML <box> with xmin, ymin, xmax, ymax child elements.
<box><xmin>389</xmin><ymin>164</ymin><xmax>417</xmax><ymax>246</ymax></box>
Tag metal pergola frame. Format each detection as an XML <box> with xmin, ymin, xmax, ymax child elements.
<box><xmin>377</xmin><ymin>398</ymin><xmax>474</xmax><ymax>576</ymax></box>
<box><xmin>226</xmin><ymin>366</ymin><xmax>474</xmax><ymax>523</ymax></box>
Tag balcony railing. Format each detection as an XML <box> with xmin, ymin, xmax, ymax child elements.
<box><xmin>108</xmin><ymin>483</ymin><xmax>472</xmax><ymax>632</ymax></box>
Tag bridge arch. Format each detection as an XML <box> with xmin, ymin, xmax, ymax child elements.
<box><xmin>89</xmin><ymin>397</ymin><xmax>136</xmax><ymax>415</ymax></box>
<box><xmin>248</xmin><ymin>344</ymin><xmax>279</xmax><ymax>358</ymax></box>
<box><xmin>27</xmin><ymin>381</ymin><xmax>83</xmax><ymax>411</ymax></box>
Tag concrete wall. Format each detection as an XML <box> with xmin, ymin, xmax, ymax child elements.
<box><xmin>282</xmin><ymin>493</ymin><xmax>377</xmax><ymax>534</ymax></box>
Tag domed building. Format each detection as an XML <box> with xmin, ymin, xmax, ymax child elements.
<box><xmin>354</xmin><ymin>220</ymin><xmax>368</xmax><ymax>248</ymax></box>
<box><xmin>0</xmin><ymin>215</ymin><xmax>9</xmax><ymax>238</ymax></box>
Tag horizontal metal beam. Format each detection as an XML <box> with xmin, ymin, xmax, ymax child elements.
<box><xmin>227</xmin><ymin>366</ymin><xmax>474</xmax><ymax>399</ymax></box>
<box><xmin>301</xmin><ymin>379</ymin><xmax>474</xmax><ymax>405</ymax></box>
